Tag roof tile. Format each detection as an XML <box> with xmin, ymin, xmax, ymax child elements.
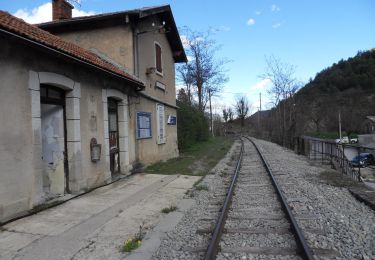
<box><xmin>0</xmin><ymin>10</ymin><xmax>144</xmax><ymax>88</ymax></box>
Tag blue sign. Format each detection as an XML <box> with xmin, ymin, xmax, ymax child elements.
<box><xmin>136</xmin><ymin>112</ymin><xmax>152</xmax><ymax>139</ymax></box>
<box><xmin>167</xmin><ymin>115</ymin><xmax>177</xmax><ymax>125</ymax></box>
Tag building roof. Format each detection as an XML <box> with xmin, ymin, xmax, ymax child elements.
<box><xmin>366</xmin><ymin>116</ymin><xmax>375</xmax><ymax>122</ymax></box>
<box><xmin>38</xmin><ymin>5</ymin><xmax>187</xmax><ymax>63</ymax></box>
<box><xmin>0</xmin><ymin>10</ymin><xmax>145</xmax><ymax>90</ymax></box>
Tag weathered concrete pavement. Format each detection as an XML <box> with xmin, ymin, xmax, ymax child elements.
<box><xmin>0</xmin><ymin>173</ymin><xmax>200</xmax><ymax>260</ymax></box>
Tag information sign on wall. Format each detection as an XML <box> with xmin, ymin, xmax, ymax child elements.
<box><xmin>136</xmin><ymin>112</ymin><xmax>152</xmax><ymax>139</ymax></box>
<box><xmin>167</xmin><ymin>115</ymin><xmax>177</xmax><ymax>125</ymax></box>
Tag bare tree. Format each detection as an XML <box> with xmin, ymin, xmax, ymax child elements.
<box><xmin>234</xmin><ymin>95</ymin><xmax>250</xmax><ymax>127</ymax></box>
<box><xmin>179</xmin><ymin>27</ymin><xmax>228</xmax><ymax>112</ymax></box>
<box><xmin>177</xmin><ymin>88</ymin><xmax>190</xmax><ymax>104</ymax></box>
<box><xmin>228</xmin><ymin>107</ymin><xmax>234</xmax><ymax>122</ymax></box>
<box><xmin>261</xmin><ymin>56</ymin><xmax>300</xmax><ymax>146</ymax></box>
<box><xmin>309</xmin><ymin>100</ymin><xmax>325</xmax><ymax>133</ymax></box>
<box><xmin>177</xmin><ymin>63</ymin><xmax>194</xmax><ymax>105</ymax></box>
<box><xmin>222</xmin><ymin>107</ymin><xmax>229</xmax><ymax>123</ymax></box>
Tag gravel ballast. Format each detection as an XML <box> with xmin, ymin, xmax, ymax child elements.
<box><xmin>153</xmin><ymin>138</ymin><xmax>375</xmax><ymax>260</ymax></box>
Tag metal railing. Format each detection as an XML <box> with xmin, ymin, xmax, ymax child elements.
<box><xmin>295</xmin><ymin>136</ymin><xmax>375</xmax><ymax>182</ymax></box>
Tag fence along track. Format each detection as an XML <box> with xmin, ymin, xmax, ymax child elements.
<box><xmin>204</xmin><ymin>137</ymin><xmax>314</xmax><ymax>260</ymax></box>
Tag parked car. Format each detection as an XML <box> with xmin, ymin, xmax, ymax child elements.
<box><xmin>335</xmin><ymin>136</ymin><xmax>350</xmax><ymax>144</ymax></box>
<box><xmin>350</xmin><ymin>138</ymin><xmax>358</xmax><ymax>143</ymax></box>
<box><xmin>351</xmin><ymin>153</ymin><xmax>375</xmax><ymax>167</ymax></box>
<box><xmin>341</xmin><ymin>136</ymin><xmax>349</xmax><ymax>143</ymax></box>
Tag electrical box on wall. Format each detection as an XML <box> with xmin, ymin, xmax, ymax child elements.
<box><xmin>90</xmin><ymin>138</ymin><xmax>101</xmax><ymax>162</ymax></box>
<box><xmin>167</xmin><ymin>115</ymin><xmax>177</xmax><ymax>125</ymax></box>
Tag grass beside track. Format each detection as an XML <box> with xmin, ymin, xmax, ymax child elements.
<box><xmin>145</xmin><ymin>137</ymin><xmax>234</xmax><ymax>176</ymax></box>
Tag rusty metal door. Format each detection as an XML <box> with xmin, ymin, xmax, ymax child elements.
<box><xmin>108</xmin><ymin>98</ymin><xmax>120</xmax><ymax>174</ymax></box>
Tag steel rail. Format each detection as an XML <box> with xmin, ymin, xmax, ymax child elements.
<box><xmin>203</xmin><ymin>138</ymin><xmax>244</xmax><ymax>260</ymax></box>
<box><xmin>246</xmin><ymin>137</ymin><xmax>315</xmax><ymax>260</ymax></box>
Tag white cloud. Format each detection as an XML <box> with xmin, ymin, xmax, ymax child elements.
<box><xmin>14</xmin><ymin>3</ymin><xmax>52</xmax><ymax>24</ymax></box>
<box><xmin>13</xmin><ymin>2</ymin><xmax>96</xmax><ymax>24</ymax></box>
<box><xmin>255</xmin><ymin>10</ymin><xmax>261</xmax><ymax>15</ymax></box>
<box><xmin>250</xmin><ymin>78</ymin><xmax>272</xmax><ymax>91</ymax></box>
<box><xmin>247</xmin><ymin>18</ymin><xmax>255</xmax><ymax>26</ymax></box>
<box><xmin>271</xmin><ymin>4</ymin><xmax>280</xmax><ymax>12</ymax></box>
<box><xmin>72</xmin><ymin>8</ymin><xmax>96</xmax><ymax>17</ymax></box>
<box><xmin>186</xmin><ymin>55</ymin><xmax>194</xmax><ymax>62</ymax></box>
<box><xmin>180</xmin><ymin>35</ymin><xmax>205</xmax><ymax>48</ymax></box>
<box><xmin>180</xmin><ymin>35</ymin><xmax>189</xmax><ymax>49</ymax></box>
<box><xmin>272</xmin><ymin>23</ymin><xmax>281</xmax><ymax>29</ymax></box>
<box><xmin>218</xmin><ymin>25</ymin><xmax>231</xmax><ymax>32</ymax></box>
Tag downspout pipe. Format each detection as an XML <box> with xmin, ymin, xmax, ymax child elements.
<box><xmin>133</xmin><ymin>26</ymin><xmax>140</xmax><ymax>78</ymax></box>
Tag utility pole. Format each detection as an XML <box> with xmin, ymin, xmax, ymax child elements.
<box><xmin>259</xmin><ymin>93</ymin><xmax>262</xmax><ymax>130</ymax></box>
<box><xmin>339</xmin><ymin>110</ymin><xmax>342</xmax><ymax>141</ymax></box>
<box><xmin>209</xmin><ymin>89</ymin><xmax>213</xmax><ymax>137</ymax></box>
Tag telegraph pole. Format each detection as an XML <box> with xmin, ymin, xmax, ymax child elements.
<box><xmin>339</xmin><ymin>110</ymin><xmax>342</xmax><ymax>141</ymax></box>
<box><xmin>258</xmin><ymin>93</ymin><xmax>262</xmax><ymax>130</ymax></box>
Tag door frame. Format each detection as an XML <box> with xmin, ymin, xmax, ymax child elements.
<box><xmin>40</xmin><ymin>84</ymin><xmax>69</xmax><ymax>193</ymax></box>
<box><xmin>108</xmin><ymin>97</ymin><xmax>120</xmax><ymax>175</ymax></box>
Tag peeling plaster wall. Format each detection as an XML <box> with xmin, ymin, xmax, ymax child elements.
<box><xmin>80</xmin><ymin>83</ymin><xmax>108</xmax><ymax>188</ymax></box>
<box><xmin>0</xmin><ymin>39</ymin><xmax>33</xmax><ymax>222</ymax></box>
<box><xmin>137</xmin><ymin>17</ymin><xmax>177</xmax><ymax>106</ymax></box>
<box><xmin>50</xmin><ymin>16</ymin><xmax>179</xmax><ymax>166</ymax></box>
<box><xmin>57</xmin><ymin>25</ymin><xmax>134</xmax><ymax>75</ymax></box>
<box><xmin>128</xmin><ymin>97</ymin><xmax>178</xmax><ymax>165</ymax></box>
<box><xmin>131</xmin><ymin>17</ymin><xmax>179</xmax><ymax>165</ymax></box>
<box><xmin>0</xmin><ymin>36</ymin><xmax>131</xmax><ymax>222</ymax></box>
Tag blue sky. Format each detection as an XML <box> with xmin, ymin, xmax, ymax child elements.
<box><xmin>1</xmin><ymin>0</ymin><xmax>374</xmax><ymax>113</ymax></box>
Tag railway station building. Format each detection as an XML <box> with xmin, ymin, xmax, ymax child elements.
<box><xmin>0</xmin><ymin>1</ymin><xmax>186</xmax><ymax>223</ymax></box>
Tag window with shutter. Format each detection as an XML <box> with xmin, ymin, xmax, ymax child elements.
<box><xmin>156</xmin><ymin>104</ymin><xmax>165</xmax><ymax>144</ymax></box>
<box><xmin>155</xmin><ymin>42</ymin><xmax>162</xmax><ymax>75</ymax></box>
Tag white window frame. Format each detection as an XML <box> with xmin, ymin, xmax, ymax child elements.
<box><xmin>154</xmin><ymin>41</ymin><xmax>163</xmax><ymax>76</ymax></box>
<box><xmin>156</xmin><ymin>104</ymin><xmax>166</xmax><ymax>144</ymax></box>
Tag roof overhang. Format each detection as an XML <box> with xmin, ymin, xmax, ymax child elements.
<box><xmin>38</xmin><ymin>5</ymin><xmax>187</xmax><ymax>63</ymax></box>
<box><xmin>0</xmin><ymin>28</ymin><xmax>145</xmax><ymax>92</ymax></box>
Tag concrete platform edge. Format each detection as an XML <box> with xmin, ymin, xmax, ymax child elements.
<box><xmin>125</xmin><ymin>198</ymin><xmax>195</xmax><ymax>260</ymax></box>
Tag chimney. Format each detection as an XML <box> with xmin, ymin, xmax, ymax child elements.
<box><xmin>52</xmin><ymin>0</ymin><xmax>73</xmax><ymax>21</ymax></box>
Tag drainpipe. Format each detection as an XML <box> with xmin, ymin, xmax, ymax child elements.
<box><xmin>133</xmin><ymin>27</ymin><xmax>140</xmax><ymax>78</ymax></box>
<box><xmin>132</xmin><ymin>26</ymin><xmax>140</xmax><ymax>163</ymax></box>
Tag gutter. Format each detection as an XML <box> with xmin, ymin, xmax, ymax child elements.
<box><xmin>0</xmin><ymin>28</ymin><xmax>145</xmax><ymax>91</ymax></box>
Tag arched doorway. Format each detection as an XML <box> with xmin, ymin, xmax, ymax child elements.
<box><xmin>102</xmin><ymin>89</ymin><xmax>131</xmax><ymax>180</ymax></box>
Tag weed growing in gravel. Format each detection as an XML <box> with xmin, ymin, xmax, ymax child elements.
<box><xmin>161</xmin><ymin>205</ymin><xmax>178</xmax><ymax>214</ymax></box>
<box><xmin>193</xmin><ymin>176</ymin><xmax>204</xmax><ymax>187</ymax></box>
<box><xmin>219</xmin><ymin>170</ymin><xmax>228</xmax><ymax>177</ymax></box>
<box><xmin>195</xmin><ymin>184</ymin><xmax>209</xmax><ymax>191</ymax></box>
<box><xmin>122</xmin><ymin>225</ymin><xmax>145</xmax><ymax>253</ymax></box>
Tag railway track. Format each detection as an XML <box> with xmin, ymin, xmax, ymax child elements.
<box><xmin>204</xmin><ymin>137</ymin><xmax>314</xmax><ymax>260</ymax></box>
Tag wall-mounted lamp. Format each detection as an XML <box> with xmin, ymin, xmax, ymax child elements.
<box><xmin>146</xmin><ymin>67</ymin><xmax>156</xmax><ymax>75</ymax></box>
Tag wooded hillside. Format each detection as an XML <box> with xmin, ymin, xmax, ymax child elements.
<box><xmin>249</xmin><ymin>49</ymin><xmax>375</xmax><ymax>146</ymax></box>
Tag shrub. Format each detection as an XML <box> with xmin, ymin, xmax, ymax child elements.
<box><xmin>161</xmin><ymin>205</ymin><xmax>178</xmax><ymax>214</ymax></box>
<box><xmin>177</xmin><ymin>101</ymin><xmax>209</xmax><ymax>151</ymax></box>
<box><xmin>122</xmin><ymin>225</ymin><xmax>144</xmax><ymax>253</ymax></box>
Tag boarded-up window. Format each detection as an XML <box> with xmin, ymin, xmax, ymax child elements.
<box><xmin>155</xmin><ymin>43</ymin><xmax>162</xmax><ymax>74</ymax></box>
<box><xmin>156</xmin><ymin>104</ymin><xmax>165</xmax><ymax>144</ymax></box>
